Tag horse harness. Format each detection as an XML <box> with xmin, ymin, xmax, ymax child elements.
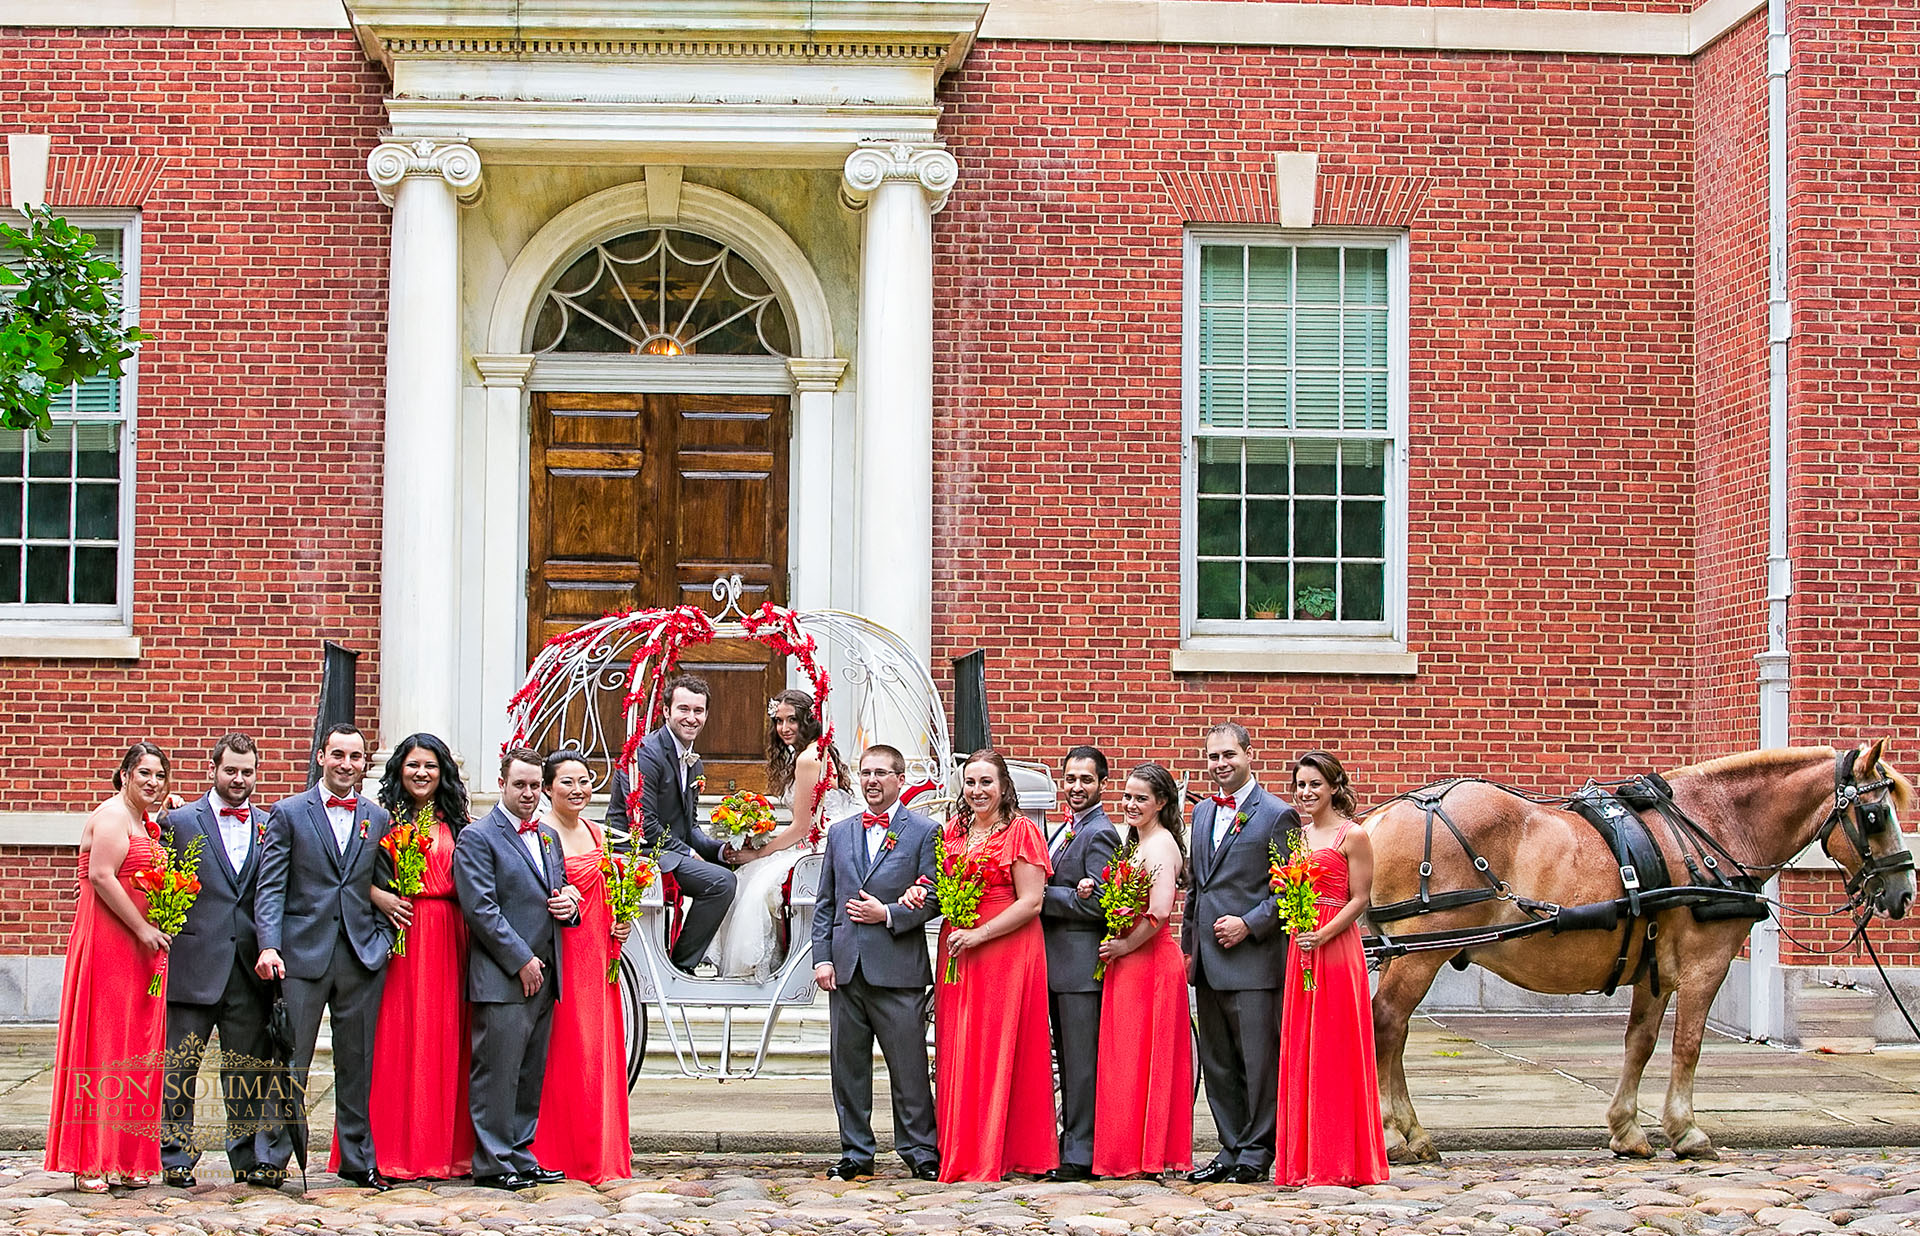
<box><xmin>1363</xmin><ymin>773</ymin><xmax>1778</xmax><ymax>996</ymax></box>
<box><xmin>1816</xmin><ymin>749</ymin><xmax>1913</xmax><ymax>908</ymax></box>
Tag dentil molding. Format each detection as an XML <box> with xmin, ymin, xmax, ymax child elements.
<box><xmin>367</xmin><ymin>137</ymin><xmax>484</xmax><ymax>206</ymax></box>
<box><xmin>840</xmin><ymin>142</ymin><xmax>959</xmax><ymax>212</ymax></box>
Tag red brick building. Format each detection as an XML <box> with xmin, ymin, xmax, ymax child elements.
<box><xmin>0</xmin><ymin>0</ymin><xmax>1914</xmax><ymax>1040</ymax></box>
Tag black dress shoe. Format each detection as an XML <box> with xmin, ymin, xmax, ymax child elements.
<box><xmin>336</xmin><ymin>1167</ymin><xmax>391</xmax><ymax>1191</ymax></box>
<box><xmin>1187</xmin><ymin>1160</ymin><xmax>1236</xmax><ymax>1184</ymax></box>
<box><xmin>244</xmin><ymin>1166</ymin><xmax>287</xmax><ymax>1189</ymax></box>
<box><xmin>912</xmin><ymin>1161</ymin><xmax>940</xmax><ymax>1181</ymax></box>
<box><xmin>161</xmin><ymin>1167</ymin><xmax>194</xmax><ymax>1189</ymax></box>
<box><xmin>1045</xmin><ymin>1164</ymin><xmax>1093</xmax><ymax>1183</ymax></box>
<box><xmin>528</xmin><ymin>1168</ymin><xmax>565</xmax><ymax>1185</ymax></box>
<box><xmin>826</xmin><ymin>1157</ymin><xmax>874</xmax><ymax>1181</ymax></box>
<box><xmin>1231</xmin><ymin>1165</ymin><xmax>1267</xmax><ymax>1185</ymax></box>
<box><xmin>473</xmin><ymin>1173</ymin><xmax>532</xmax><ymax>1191</ymax></box>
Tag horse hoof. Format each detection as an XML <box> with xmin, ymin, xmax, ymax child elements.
<box><xmin>1610</xmin><ymin>1135</ymin><xmax>1655</xmax><ymax>1159</ymax></box>
<box><xmin>1671</xmin><ymin>1129</ymin><xmax>1719</xmax><ymax>1160</ymax></box>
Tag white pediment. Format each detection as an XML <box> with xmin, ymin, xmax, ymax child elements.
<box><xmin>346</xmin><ymin>0</ymin><xmax>988</xmax><ymax>163</ymax></box>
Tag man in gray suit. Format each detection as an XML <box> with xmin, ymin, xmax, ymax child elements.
<box><xmin>253</xmin><ymin>723</ymin><xmax>395</xmax><ymax>1189</ymax></box>
<box><xmin>161</xmin><ymin>732</ymin><xmax>284</xmax><ymax>1188</ymax></box>
<box><xmin>810</xmin><ymin>744</ymin><xmax>941</xmax><ymax>1182</ymax></box>
<box><xmin>1039</xmin><ymin>745</ymin><xmax>1120</xmax><ymax>1182</ymax></box>
<box><xmin>453</xmin><ymin>747</ymin><xmax>583</xmax><ymax>1191</ymax></box>
<box><xmin>605</xmin><ymin>675</ymin><xmax>736</xmax><ymax>971</ymax></box>
<box><xmin>1182</xmin><ymin>722</ymin><xmax>1299</xmax><ymax>1184</ymax></box>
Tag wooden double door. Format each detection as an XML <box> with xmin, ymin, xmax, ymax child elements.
<box><xmin>528</xmin><ymin>391</ymin><xmax>788</xmax><ymax>794</ymax></box>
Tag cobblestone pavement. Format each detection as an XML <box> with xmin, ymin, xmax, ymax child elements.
<box><xmin>6</xmin><ymin>1151</ymin><xmax>1920</xmax><ymax>1236</ymax></box>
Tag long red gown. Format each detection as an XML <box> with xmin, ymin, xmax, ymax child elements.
<box><xmin>934</xmin><ymin>816</ymin><xmax>1058</xmax><ymax>1182</ymax></box>
<box><xmin>531</xmin><ymin>826</ymin><xmax>631</xmax><ymax>1183</ymax></box>
<box><xmin>1276</xmin><ymin>825</ymin><xmax>1388</xmax><ymax>1187</ymax></box>
<box><xmin>328</xmin><ymin>817</ymin><xmax>474</xmax><ymax>1179</ymax></box>
<box><xmin>46</xmin><ymin>831</ymin><xmax>166</xmax><ymax>1178</ymax></box>
<box><xmin>1092</xmin><ymin>913</ymin><xmax>1193</xmax><ymax>1177</ymax></box>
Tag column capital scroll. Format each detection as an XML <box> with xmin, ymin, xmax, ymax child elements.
<box><xmin>841</xmin><ymin>142</ymin><xmax>959</xmax><ymax>214</ymax></box>
<box><xmin>369</xmin><ymin>138</ymin><xmax>484</xmax><ymax>208</ymax></box>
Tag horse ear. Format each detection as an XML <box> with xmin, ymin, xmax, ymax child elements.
<box><xmin>1855</xmin><ymin>738</ymin><xmax>1889</xmax><ymax>779</ymax></box>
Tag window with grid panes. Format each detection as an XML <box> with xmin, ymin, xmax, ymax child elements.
<box><xmin>0</xmin><ymin>224</ymin><xmax>134</xmax><ymax>619</ymax></box>
<box><xmin>1188</xmin><ymin>235</ymin><xmax>1399</xmax><ymax>634</ymax></box>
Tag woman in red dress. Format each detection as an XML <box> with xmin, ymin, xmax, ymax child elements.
<box><xmin>1275</xmin><ymin>750</ymin><xmax>1387</xmax><ymax>1188</ymax></box>
<box><xmin>932</xmin><ymin>749</ymin><xmax>1058</xmax><ymax>1181</ymax></box>
<box><xmin>330</xmin><ymin>732</ymin><xmax>475</xmax><ymax>1180</ymax></box>
<box><xmin>531</xmin><ymin>750</ymin><xmax>632</xmax><ymax>1183</ymax></box>
<box><xmin>1091</xmin><ymin>763</ymin><xmax>1193</xmax><ymax>1179</ymax></box>
<box><xmin>46</xmin><ymin>742</ymin><xmax>173</xmax><ymax>1192</ymax></box>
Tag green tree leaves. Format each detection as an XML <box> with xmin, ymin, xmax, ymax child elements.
<box><xmin>0</xmin><ymin>205</ymin><xmax>145</xmax><ymax>437</ymax></box>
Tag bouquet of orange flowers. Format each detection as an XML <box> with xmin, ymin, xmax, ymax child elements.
<box><xmin>379</xmin><ymin>807</ymin><xmax>436</xmax><ymax>957</ymax></box>
<box><xmin>934</xmin><ymin>826</ymin><xmax>987</xmax><ymax>984</ymax></box>
<box><xmin>132</xmin><ymin>832</ymin><xmax>206</xmax><ymax>996</ymax></box>
<box><xmin>1270</xmin><ymin>832</ymin><xmax>1321</xmax><ymax>991</ymax></box>
<box><xmin>602</xmin><ymin>845</ymin><xmax>659</xmax><ymax>982</ymax></box>
<box><xmin>1094</xmin><ymin>840</ymin><xmax>1156</xmax><ymax>980</ymax></box>
<box><xmin>709</xmin><ymin>790</ymin><xmax>778</xmax><ymax>850</ymax></box>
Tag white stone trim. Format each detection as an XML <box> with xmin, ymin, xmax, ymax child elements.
<box><xmin>368</xmin><ymin>137</ymin><xmax>482</xmax><ymax>207</ymax></box>
<box><xmin>0</xmin><ymin>812</ymin><xmax>86</xmax><ymax>846</ymax></box>
<box><xmin>0</xmin><ymin>0</ymin><xmax>1768</xmax><ymax>56</ymax></box>
<box><xmin>524</xmin><ymin>354</ymin><xmax>795</xmax><ymax>395</ymax></box>
<box><xmin>1170</xmin><ymin>639</ymin><xmax>1418</xmax><ymax>676</ymax></box>
<box><xmin>786</xmin><ymin>357</ymin><xmax>849</xmax><ymax>393</ymax></box>
<box><xmin>486</xmin><ymin>181</ymin><xmax>834</xmax><ymax>360</ymax></box>
<box><xmin>0</xmin><ymin>630</ymin><xmax>140</xmax><ymax>660</ymax></box>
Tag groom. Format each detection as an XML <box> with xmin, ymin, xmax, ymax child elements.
<box><xmin>811</xmin><ymin>744</ymin><xmax>941</xmax><ymax>1182</ymax></box>
<box><xmin>606</xmin><ymin>674</ymin><xmax>737</xmax><ymax>971</ymax></box>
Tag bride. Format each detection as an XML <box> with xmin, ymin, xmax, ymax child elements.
<box><xmin>707</xmin><ymin>690</ymin><xmax>858</xmax><ymax>979</ymax></box>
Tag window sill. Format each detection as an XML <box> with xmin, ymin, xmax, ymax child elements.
<box><xmin>0</xmin><ymin>812</ymin><xmax>86</xmax><ymax>846</ymax></box>
<box><xmin>1171</xmin><ymin>637</ymin><xmax>1417</xmax><ymax>676</ymax></box>
<box><xmin>0</xmin><ymin>627</ymin><xmax>141</xmax><ymax>660</ymax></box>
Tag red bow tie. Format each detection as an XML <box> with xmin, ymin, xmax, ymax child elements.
<box><xmin>219</xmin><ymin>806</ymin><xmax>250</xmax><ymax>821</ymax></box>
<box><xmin>515</xmin><ymin>818</ymin><xmax>542</xmax><ymax>836</ymax></box>
<box><xmin>1210</xmin><ymin>794</ymin><xmax>1237</xmax><ymax>809</ymax></box>
<box><xmin>862</xmin><ymin>812</ymin><xmax>890</xmax><ymax>829</ymax></box>
<box><xmin>326</xmin><ymin>795</ymin><xmax>358</xmax><ymax>811</ymax></box>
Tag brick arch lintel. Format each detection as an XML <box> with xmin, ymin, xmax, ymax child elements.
<box><xmin>1160</xmin><ymin>167</ymin><xmax>1433</xmax><ymax>230</ymax></box>
<box><xmin>0</xmin><ymin>154</ymin><xmax>169</xmax><ymax>209</ymax></box>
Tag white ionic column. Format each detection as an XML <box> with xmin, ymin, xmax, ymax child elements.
<box><xmin>473</xmin><ymin>353</ymin><xmax>535</xmax><ymax>761</ymax></box>
<box><xmin>842</xmin><ymin>142</ymin><xmax>957</xmax><ymax>670</ymax></box>
<box><xmin>368</xmin><ymin>139</ymin><xmax>483</xmax><ymax>751</ymax></box>
<box><xmin>786</xmin><ymin>357</ymin><xmax>850</xmax><ymax>616</ymax></box>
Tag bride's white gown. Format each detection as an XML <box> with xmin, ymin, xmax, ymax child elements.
<box><xmin>707</xmin><ymin>786</ymin><xmax>861</xmax><ymax>979</ymax></box>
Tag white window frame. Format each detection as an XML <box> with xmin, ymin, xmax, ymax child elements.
<box><xmin>0</xmin><ymin>209</ymin><xmax>140</xmax><ymax>658</ymax></box>
<box><xmin>1174</xmin><ymin>227</ymin><xmax>1414</xmax><ymax>676</ymax></box>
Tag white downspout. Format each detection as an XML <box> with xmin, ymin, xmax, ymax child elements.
<box><xmin>1749</xmin><ymin>0</ymin><xmax>1793</xmax><ymax>1042</ymax></box>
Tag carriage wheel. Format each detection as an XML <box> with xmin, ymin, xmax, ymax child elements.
<box><xmin>620</xmin><ymin>955</ymin><xmax>649</xmax><ymax>1091</ymax></box>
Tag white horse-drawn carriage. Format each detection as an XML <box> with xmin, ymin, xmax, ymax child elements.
<box><xmin>506</xmin><ymin>578</ymin><xmax>1050</xmax><ymax>1082</ymax></box>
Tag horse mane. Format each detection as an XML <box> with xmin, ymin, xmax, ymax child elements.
<box><xmin>1668</xmin><ymin>744</ymin><xmax>1914</xmax><ymax>813</ymax></box>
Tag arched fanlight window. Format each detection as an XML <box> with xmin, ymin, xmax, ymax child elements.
<box><xmin>531</xmin><ymin>228</ymin><xmax>793</xmax><ymax>357</ymax></box>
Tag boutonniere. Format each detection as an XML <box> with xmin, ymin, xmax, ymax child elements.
<box><xmin>879</xmin><ymin>829</ymin><xmax>900</xmax><ymax>855</ymax></box>
<box><xmin>690</xmin><ymin>775</ymin><xmax>706</xmax><ymax>797</ymax></box>
<box><xmin>359</xmin><ymin>820</ymin><xmax>370</xmax><ymax>840</ymax></box>
<box><xmin>1060</xmin><ymin>825</ymin><xmax>1077</xmax><ymax>850</ymax></box>
<box><xmin>1228</xmin><ymin>811</ymin><xmax>1249</xmax><ymax>837</ymax></box>
<box><xmin>257</xmin><ymin>820</ymin><xmax>269</xmax><ymax>847</ymax></box>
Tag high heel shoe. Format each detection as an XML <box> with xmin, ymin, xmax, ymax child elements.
<box><xmin>73</xmin><ymin>1175</ymin><xmax>109</xmax><ymax>1194</ymax></box>
<box><xmin>110</xmin><ymin>1173</ymin><xmax>152</xmax><ymax>1188</ymax></box>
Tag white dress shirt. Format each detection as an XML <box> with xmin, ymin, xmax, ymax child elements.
<box><xmin>864</xmin><ymin>800</ymin><xmax>900</xmax><ymax>868</ymax></box>
<box><xmin>510</xmin><ymin>814</ymin><xmax>546</xmax><ymax>879</ymax></box>
<box><xmin>671</xmin><ymin>733</ymin><xmax>696</xmax><ymax>792</ymax></box>
<box><xmin>209</xmin><ymin>792</ymin><xmax>252</xmax><ymax>871</ymax></box>
<box><xmin>1211</xmin><ymin>780</ymin><xmax>1258</xmax><ymax>848</ymax></box>
<box><xmin>323</xmin><ymin>794</ymin><xmax>356</xmax><ymax>853</ymax></box>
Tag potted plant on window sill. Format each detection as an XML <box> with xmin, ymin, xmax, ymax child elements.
<box><xmin>1249</xmin><ymin>594</ymin><xmax>1286</xmax><ymax>621</ymax></box>
<box><xmin>1293</xmin><ymin>585</ymin><xmax>1338</xmax><ymax>621</ymax></box>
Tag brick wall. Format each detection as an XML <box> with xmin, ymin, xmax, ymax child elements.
<box><xmin>0</xmin><ymin>30</ymin><xmax>390</xmax><ymax>828</ymax></box>
<box><xmin>931</xmin><ymin>44</ymin><xmax>1697</xmax><ymax>798</ymax></box>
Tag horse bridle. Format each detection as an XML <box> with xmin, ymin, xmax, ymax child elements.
<box><xmin>1816</xmin><ymin>749</ymin><xmax>1914</xmax><ymax>907</ymax></box>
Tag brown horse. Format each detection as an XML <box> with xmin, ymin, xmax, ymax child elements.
<box><xmin>1367</xmin><ymin>741</ymin><xmax>1915</xmax><ymax>1162</ymax></box>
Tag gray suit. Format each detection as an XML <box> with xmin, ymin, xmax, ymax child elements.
<box><xmin>453</xmin><ymin>806</ymin><xmax>579</xmax><ymax>1179</ymax></box>
<box><xmin>809</xmin><ymin>804</ymin><xmax>940</xmax><ymax>1169</ymax></box>
<box><xmin>1038</xmin><ymin>806</ymin><xmax>1120</xmax><ymax>1170</ymax></box>
<box><xmin>253</xmin><ymin>785</ymin><xmax>393</xmax><ymax>1175</ymax></box>
<box><xmin>606</xmin><ymin>726</ymin><xmax>737</xmax><ymax>969</ymax></box>
<box><xmin>1182</xmin><ymin>783</ymin><xmax>1298</xmax><ymax>1172</ymax></box>
<box><xmin>161</xmin><ymin>795</ymin><xmax>283</xmax><ymax>1176</ymax></box>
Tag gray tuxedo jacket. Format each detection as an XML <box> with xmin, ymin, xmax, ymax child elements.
<box><xmin>809</xmin><ymin>804</ymin><xmax>940</xmax><ymax>988</ymax></box>
<box><xmin>1038</xmin><ymin>806</ymin><xmax>1121</xmax><ymax>994</ymax></box>
<box><xmin>164</xmin><ymin>795</ymin><xmax>267</xmax><ymax>1006</ymax></box>
<box><xmin>1182</xmin><ymin>783</ymin><xmax>1299</xmax><ymax>990</ymax></box>
<box><xmin>453</xmin><ymin>805</ymin><xmax>579</xmax><ymax>1003</ymax></box>
<box><xmin>254</xmin><ymin>785</ymin><xmax>394</xmax><ymax>979</ymax></box>
<box><xmin>605</xmin><ymin>726</ymin><xmax>722</xmax><ymax>871</ymax></box>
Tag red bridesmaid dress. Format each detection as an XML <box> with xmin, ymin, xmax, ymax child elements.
<box><xmin>1092</xmin><ymin>912</ymin><xmax>1193</xmax><ymax>1177</ymax></box>
<box><xmin>329</xmin><ymin>815</ymin><xmax>474</xmax><ymax>1179</ymax></box>
<box><xmin>934</xmin><ymin>816</ymin><xmax>1058</xmax><ymax>1181</ymax></box>
<box><xmin>45</xmin><ymin>829</ymin><xmax>166</xmax><ymax>1179</ymax></box>
<box><xmin>531</xmin><ymin>823</ymin><xmax>631</xmax><ymax>1183</ymax></box>
<box><xmin>1275</xmin><ymin>822</ymin><xmax>1388</xmax><ymax>1187</ymax></box>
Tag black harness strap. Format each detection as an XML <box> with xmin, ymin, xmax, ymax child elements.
<box><xmin>1369</xmin><ymin>784</ymin><xmax>1506</xmax><ymax>925</ymax></box>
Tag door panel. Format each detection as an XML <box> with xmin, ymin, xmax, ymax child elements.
<box><xmin>526</xmin><ymin>390</ymin><xmax>788</xmax><ymax>794</ymax></box>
